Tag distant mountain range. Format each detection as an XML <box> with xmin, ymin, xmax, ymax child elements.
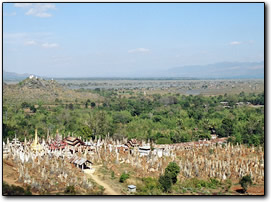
<box><xmin>3</xmin><ymin>61</ymin><xmax>264</xmax><ymax>80</ymax></box>
<box><xmin>165</xmin><ymin>61</ymin><xmax>264</xmax><ymax>79</ymax></box>
<box><xmin>3</xmin><ymin>71</ymin><xmax>33</xmax><ymax>81</ymax></box>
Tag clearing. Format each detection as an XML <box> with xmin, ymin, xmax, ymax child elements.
<box><xmin>84</xmin><ymin>168</ymin><xmax>121</xmax><ymax>195</ymax></box>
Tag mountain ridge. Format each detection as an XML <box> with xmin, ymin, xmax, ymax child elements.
<box><xmin>165</xmin><ymin>61</ymin><xmax>264</xmax><ymax>79</ymax></box>
<box><xmin>3</xmin><ymin>61</ymin><xmax>264</xmax><ymax>80</ymax></box>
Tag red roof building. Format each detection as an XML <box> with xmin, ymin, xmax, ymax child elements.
<box><xmin>49</xmin><ymin>132</ymin><xmax>67</xmax><ymax>150</ymax></box>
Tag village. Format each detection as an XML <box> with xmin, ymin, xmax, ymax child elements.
<box><xmin>3</xmin><ymin>129</ymin><xmax>264</xmax><ymax>195</ymax></box>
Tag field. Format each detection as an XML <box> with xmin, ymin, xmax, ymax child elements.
<box><xmin>57</xmin><ymin>78</ymin><xmax>264</xmax><ymax>95</ymax></box>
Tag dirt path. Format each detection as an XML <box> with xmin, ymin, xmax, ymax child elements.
<box><xmin>84</xmin><ymin>169</ymin><xmax>121</xmax><ymax>195</ymax></box>
<box><xmin>3</xmin><ymin>160</ymin><xmax>21</xmax><ymax>187</ymax></box>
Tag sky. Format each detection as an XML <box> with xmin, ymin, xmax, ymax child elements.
<box><xmin>3</xmin><ymin>3</ymin><xmax>264</xmax><ymax>77</ymax></box>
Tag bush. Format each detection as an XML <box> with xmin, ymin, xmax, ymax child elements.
<box><xmin>119</xmin><ymin>173</ymin><xmax>130</xmax><ymax>183</ymax></box>
<box><xmin>21</xmin><ymin>102</ymin><xmax>30</xmax><ymax>108</ymax></box>
<box><xmin>142</xmin><ymin>177</ymin><xmax>157</xmax><ymax>190</ymax></box>
<box><xmin>158</xmin><ymin>162</ymin><xmax>180</xmax><ymax>193</ymax></box>
<box><xmin>165</xmin><ymin>162</ymin><xmax>180</xmax><ymax>184</ymax></box>
<box><xmin>111</xmin><ymin>171</ymin><xmax>115</xmax><ymax>179</ymax></box>
<box><xmin>136</xmin><ymin>177</ymin><xmax>161</xmax><ymax>195</ymax></box>
<box><xmin>64</xmin><ymin>185</ymin><xmax>76</xmax><ymax>195</ymax></box>
<box><xmin>209</xmin><ymin>178</ymin><xmax>220</xmax><ymax>189</ymax></box>
<box><xmin>181</xmin><ymin>178</ymin><xmax>220</xmax><ymax>190</ymax></box>
<box><xmin>159</xmin><ymin>174</ymin><xmax>172</xmax><ymax>192</ymax></box>
<box><xmin>91</xmin><ymin>102</ymin><xmax>96</xmax><ymax>108</ymax></box>
<box><xmin>224</xmin><ymin>179</ymin><xmax>232</xmax><ymax>192</ymax></box>
<box><xmin>209</xmin><ymin>149</ymin><xmax>214</xmax><ymax>154</ymax></box>
<box><xmin>239</xmin><ymin>175</ymin><xmax>252</xmax><ymax>193</ymax></box>
<box><xmin>30</xmin><ymin>105</ymin><xmax>37</xmax><ymax>113</ymax></box>
<box><xmin>3</xmin><ymin>182</ymin><xmax>32</xmax><ymax>195</ymax></box>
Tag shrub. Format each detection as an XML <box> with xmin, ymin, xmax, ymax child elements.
<box><xmin>119</xmin><ymin>173</ymin><xmax>130</xmax><ymax>183</ymax></box>
<box><xmin>21</xmin><ymin>102</ymin><xmax>30</xmax><ymax>108</ymax></box>
<box><xmin>165</xmin><ymin>162</ymin><xmax>180</xmax><ymax>184</ymax></box>
<box><xmin>208</xmin><ymin>149</ymin><xmax>214</xmax><ymax>155</ymax></box>
<box><xmin>239</xmin><ymin>175</ymin><xmax>252</xmax><ymax>193</ymax></box>
<box><xmin>111</xmin><ymin>171</ymin><xmax>115</xmax><ymax>179</ymax></box>
<box><xmin>25</xmin><ymin>186</ymin><xmax>32</xmax><ymax>195</ymax></box>
<box><xmin>3</xmin><ymin>182</ymin><xmax>32</xmax><ymax>195</ymax></box>
<box><xmin>208</xmin><ymin>178</ymin><xmax>220</xmax><ymax>189</ymax></box>
<box><xmin>64</xmin><ymin>185</ymin><xmax>76</xmax><ymax>195</ymax></box>
<box><xmin>224</xmin><ymin>179</ymin><xmax>232</xmax><ymax>192</ymax></box>
<box><xmin>91</xmin><ymin>102</ymin><xmax>96</xmax><ymax>108</ymax></box>
<box><xmin>30</xmin><ymin>105</ymin><xmax>37</xmax><ymax>113</ymax></box>
<box><xmin>159</xmin><ymin>174</ymin><xmax>172</xmax><ymax>192</ymax></box>
<box><xmin>142</xmin><ymin>177</ymin><xmax>157</xmax><ymax>190</ymax></box>
<box><xmin>136</xmin><ymin>177</ymin><xmax>161</xmax><ymax>195</ymax></box>
<box><xmin>181</xmin><ymin>178</ymin><xmax>220</xmax><ymax>190</ymax></box>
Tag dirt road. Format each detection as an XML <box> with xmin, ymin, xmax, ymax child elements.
<box><xmin>84</xmin><ymin>169</ymin><xmax>121</xmax><ymax>195</ymax></box>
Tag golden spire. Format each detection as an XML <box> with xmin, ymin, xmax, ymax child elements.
<box><xmin>31</xmin><ymin>128</ymin><xmax>43</xmax><ymax>152</ymax></box>
<box><xmin>34</xmin><ymin>128</ymin><xmax>38</xmax><ymax>145</ymax></box>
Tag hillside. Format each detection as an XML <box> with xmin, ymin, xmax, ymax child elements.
<box><xmin>3</xmin><ymin>76</ymin><xmax>101</xmax><ymax>104</ymax></box>
<box><xmin>18</xmin><ymin>77</ymin><xmax>62</xmax><ymax>89</ymax></box>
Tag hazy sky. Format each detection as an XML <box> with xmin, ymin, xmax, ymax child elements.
<box><xmin>3</xmin><ymin>3</ymin><xmax>264</xmax><ymax>77</ymax></box>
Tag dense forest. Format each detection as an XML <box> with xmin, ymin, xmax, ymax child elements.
<box><xmin>3</xmin><ymin>90</ymin><xmax>264</xmax><ymax>147</ymax></box>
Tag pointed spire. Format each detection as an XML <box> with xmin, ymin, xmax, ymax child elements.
<box><xmin>47</xmin><ymin>128</ymin><xmax>50</xmax><ymax>140</ymax></box>
<box><xmin>35</xmin><ymin>129</ymin><xmax>38</xmax><ymax>144</ymax></box>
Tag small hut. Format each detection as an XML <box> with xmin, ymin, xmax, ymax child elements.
<box><xmin>69</xmin><ymin>156</ymin><xmax>92</xmax><ymax>170</ymax></box>
<box><xmin>128</xmin><ymin>185</ymin><xmax>136</xmax><ymax>192</ymax></box>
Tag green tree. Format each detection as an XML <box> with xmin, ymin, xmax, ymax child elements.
<box><xmin>158</xmin><ymin>174</ymin><xmax>172</xmax><ymax>192</ymax></box>
<box><xmin>156</xmin><ymin>137</ymin><xmax>172</xmax><ymax>144</ymax></box>
<box><xmin>165</xmin><ymin>162</ymin><xmax>180</xmax><ymax>184</ymax></box>
<box><xmin>217</xmin><ymin>118</ymin><xmax>234</xmax><ymax>137</ymax></box>
<box><xmin>228</xmin><ymin>95</ymin><xmax>238</xmax><ymax>107</ymax></box>
<box><xmin>86</xmin><ymin>111</ymin><xmax>112</xmax><ymax>138</ymax></box>
<box><xmin>79</xmin><ymin>125</ymin><xmax>93</xmax><ymax>139</ymax></box>
<box><xmin>113</xmin><ymin>111</ymin><xmax>132</xmax><ymax>124</ymax></box>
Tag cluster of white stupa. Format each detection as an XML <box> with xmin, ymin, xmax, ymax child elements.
<box><xmin>3</xmin><ymin>130</ymin><xmax>265</xmax><ymax>188</ymax></box>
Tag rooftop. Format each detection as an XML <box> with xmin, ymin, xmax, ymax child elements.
<box><xmin>128</xmin><ymin>185</ymin><xmax>136</xmax><ymax>189</ymax></box>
